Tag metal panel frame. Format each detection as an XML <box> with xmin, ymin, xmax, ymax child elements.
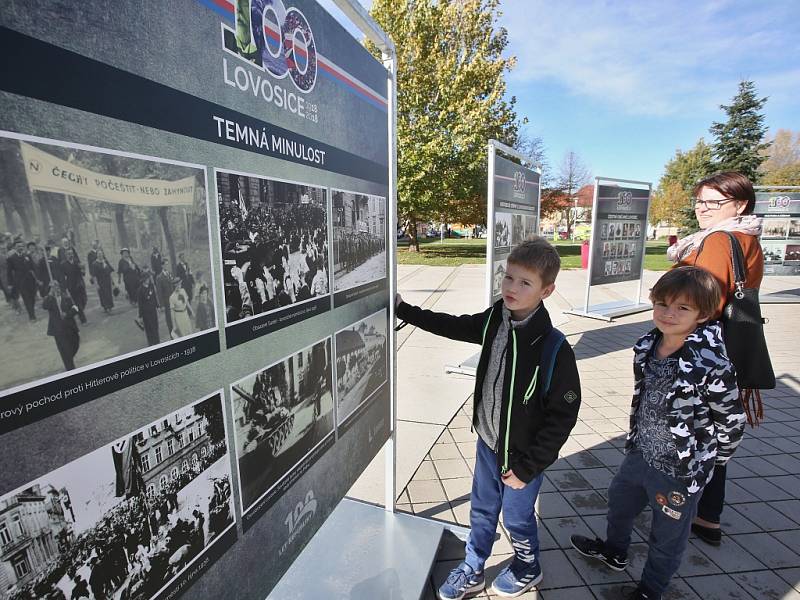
<box><xmin>331</xmin><ymin>0</ymin><xmax>398</xmax><ymax>513</ymax></box>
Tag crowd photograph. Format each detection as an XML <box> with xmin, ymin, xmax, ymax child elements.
<box><xmin>231</xmin><ymin>339</ymin><xmax>334</xmax><ymax>512</ymax></box>
<box><xmin>335</xmin><ymin>310</ymin><xmax>387</xmax><ymax>425</ymax></box>
<box><xmin>0</xmin><ymin>393</ymin><xmax>234</xmax><ymax>600</ymax></box>
<box><xmin>331</xmin><ymin>190</ymin><xmax>386</xmax><ymax>294</ymax></box>
<box><xmin>0</xmin><ymin>135</ymin><xmax>216</xmax><ymax>394</ymax></box>
<box><xmin>216</xmin><ymin>172</ymin><xmax>329</xmax><ymax>325</ymax></box>
<box><xmin>762</xmin><ymin>219</ymin><xmax>788</xmax><ymax>239</ymax></box>
<box><xmin>494</xmin><ymin>212</ymin><xmax>511</xmax><ymax>248</ymax></box>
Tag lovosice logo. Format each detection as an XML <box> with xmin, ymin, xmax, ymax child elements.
<box><xmin>768</xmin><ymin>195</ymin><xmax>791</xmax><ymax>209</ymax></box>
<box><xmin>513</xmin><ymin>171</ymin><xmax>526</xmax><ymax>195</ymax></box>
<box><xmin>231</xmin><ymin>0</ymin><xmax>317</xmax><ymax>93</ymax></box>
<box><xmin>617</xmin><ymin>191</ymin><xmax>633</xmax><ymax>207</ymax></box>
<box><xmin>280</xmin><ymin>489</ymin><xmax>318</xmax><ymax>555</ymax></box>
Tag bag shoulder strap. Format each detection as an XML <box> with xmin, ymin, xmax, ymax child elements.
<box><xmin>540</xmin><ymin>327</ymin><xmax>566</xmax><ymax>397</ymax></box>
<box><xmin>695</xmin><ymin>231</ymin><xmax>747</xmax><ymax>290</ymax></box>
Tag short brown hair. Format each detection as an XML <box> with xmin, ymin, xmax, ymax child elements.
<box><xmin>650</xmin><ymin>266</ymin><xmax>720</xmax><ymax>320</ymax></box>
<box><xmin>507</xmin><ymin>237</ymin><xmax>561</xmax><ymax>285</ymax></box>
<box><xmin>693</xmin><ymin>171</ymin><xmax>756</xmax><ymax>215</ymax></box>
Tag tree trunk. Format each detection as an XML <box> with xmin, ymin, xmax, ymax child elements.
<box><xmin>407</xmin><ymin>218</ymin><xmax>420</xmax><ymax>252</ymax></box>
<box><xmin>159</xmin><ymin>207</ymin><xmax>177</xmax><ymax>273</ymax></box>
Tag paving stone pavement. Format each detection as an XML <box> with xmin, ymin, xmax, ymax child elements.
<box><xmin>398</xmin><ymin>302</ymin><xmax>800</xmax><ymax>600</ymax></box>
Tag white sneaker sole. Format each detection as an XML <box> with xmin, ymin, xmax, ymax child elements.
<box><xmin>491</xmin><ymin>571</ymin><xmax>543</xmax><ymax>598</ymax></box>
<box><xmin>437</xmin><ymin>579</ymin><xmax>485</xmax><ymax>600</ymax></box>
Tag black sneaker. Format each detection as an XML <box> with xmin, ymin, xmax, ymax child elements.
<box><xmin>691</xmin><ymin>523</ymin><xmax>722</xmax><ymax>546</ymax></box>
<box><xmin>570</xmin><ymin>534</ymin><xmax>628</xmax><ymax>571</ymax></box>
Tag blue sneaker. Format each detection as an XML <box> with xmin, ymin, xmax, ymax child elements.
<box><xmin>437</xmin><ymin>562</ymin><xmax>485</xmax><ymax>600</ymax></box>
<box><xmin>491</xmin><ymin>558</ymin><xmax>543</xmax><ymax>597</ymax></box>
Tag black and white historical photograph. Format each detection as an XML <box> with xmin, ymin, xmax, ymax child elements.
<box><xmin>524</xmin><ymin>215</ymin><xmax>538</xmax><ymax>240</ymax></box>
<box><xmin>511</xmin><ymin>214</ymin><xmax>524</xmax><ymax>244</ymax></box>
<box><xmin>762</xmin><ymin>244</ymin><xmax>785</xmax><ymax>264</ymax></box>
<box><xmin>494</xmin><ymin>212</ymin><xmax>511</xmax><ymax>248</ymax></box>
<box><xmin>0</xmin><ymin>133</ymin><xmax>216</xmax><ymax>396</ymax></box>
<box><xmin>231</xmin><ymin>338</ymin><xmax>334</xmax><ymax>513</ymax></box>
<box><xmin>762</xmin><ymin>219</ymin><xmax>789</xmax><ymax>239</ymax></box>
<box><xmin>789</xmin><ymin>219</ymin><xmax>800</xmax><ymax>238</ymax></box>
<box><xmin>216</xmin><ymin>171</ymin><xmax>329</xmax><ymax>325</ymax></box>
<box><xmin>335</xmin><ymin>309</ymin><xmax>388</xmax><ymax>425</ymax></box>
<box><xmin>332</xmin><ymin>189</ymin><xmax>386</xmax><ymax>294</ymax></box>
<box><xmin>785</xmin><ymin>244</ymin><xmax>800</xmax><ymax>263</ymax></box>
<box><xmin>0</xmin><ymin>392</ymin><xmax>234</xmax><ymax>600</ymax></box>
<box><xmin>492</xmin><ymin>259</ymin><xmax>507</xmax><ymax>298</ymax></box>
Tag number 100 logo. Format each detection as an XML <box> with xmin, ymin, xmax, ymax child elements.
<box><xmin>239</xmin><ymin>0</ymin><xmax>318</xmax><ymax>93</ymax></box>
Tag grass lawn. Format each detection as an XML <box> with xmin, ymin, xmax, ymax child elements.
<box><xmin>397</xmin><ymin>238</ymin><xmax>673</xmax><ymax>270</ymax></box>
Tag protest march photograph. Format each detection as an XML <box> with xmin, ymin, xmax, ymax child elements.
<box><xmin>494</xmin><ymin>212</ymin><xmax>511</xmax><ymax>248</ymax></box>
<box><xmin>0</xmin><ymin>392</ymin><xmax>234</xmax><ymax>600</ymax></box>
<box><xmin>216</xmin><ymin>171</ymin><xmax>329</xmax><ymax>326</ymax></box>
<box><xmin>230</xmin><ymin>338</ymin><xmax>334</xmax><ymax>513</ymax></box>
<box><xmin>335</xmin><ymin>310</ymin><xmax>388</xmax><ymax>425</ymax></box>
<box><xmin>0</xmin><ymin>133</ymin><xmax>216</xmax><ymax>396</ymax></box>
<box><xmin>331</xmin><ymin>189</ymin><xmax>386</xmax><ymax>295</ymax></box>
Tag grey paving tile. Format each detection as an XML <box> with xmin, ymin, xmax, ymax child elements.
<box><xmin>580</xmin><ymin>513</ymin><xmax>644</xmax><ymax>544</ymax></box>
<box><xmin>441</xmin><ymin>476</ymin><xmax>472</xmax><ymax>503</ymax></box>
<box><xmin>542</xmin><ymin>515</ymin><xmax>589</xmax><ymax>548</ymax></box>
<box><xmin>773</xmin><ymin>529</ymin><xmax>800</xmax><ymax>556</ymax></box>
<box><xmin>548</xmin><ymin>457</ymin><xmax>574</xmax><ymax>471</ymax></box>
<box><xmin>732</xmin><ymin>501</ymin><xmax>799</xmax><ymax>531</ymax></box>
<box><xmin>564</xmin><ymin>452</ymin><xmax>604</xmax><ymax>469</ymax></box>
<box><xmin>725</xmin><ymin>460</ymin><xmax>757</xmax><ymax>479</ymax></box>
<box><xmin>769</xmin><ymin>475</ymin><xmax>800</xmax><ymax>497</ymax></box>
<box><xmin>547</xmin><ymin>469</ymin><xmax>592</xmax><ymax>491</ymax></box>
<box><xmin>733</xmin><ymin>456</ymin><xmax>788</xmax><ymax>476</ymax></box>
<box><xmin>589</xmin><ymin>448</ymin><xmax>626</xmax><ymax>468</ymax></box>
<box><xmin>536</xmin><ymin>492</ymin><xmax>578</xmax><ymax>519</ymax></box>
<box><xmin>430</xmin><ymin>442</ymin><xmax>463</xmax><ymax>460</ymax></box>
<box><xmin>412</xmin><ymin>461</ymin><xmax>439</xmax><ymax>481</ymax></box>
<box><xmin>408</xmin><ymin>479</ymin><xmax>448</xmax><ymax>503</ymax></box>
<box><xmin>769</xmin><ymin>499</ymin><xmax>800</xmax><ymax>525</ymax></box>
<box><xmin>537</xmin><ymin>519</ymin><xmax>560</xmax><ymax>551</ymax></box>
<box><xmin>763</xmin><ymin>453</ymin><xmax>800</xmax><ymax>474</ymax></box>
<box><xmin>775</xmin><ymin>568</ymin><xmax>800</xmax><ymax>593</ymax></box>
<box><xmin>734</xmin><ymin>477</ymin><xmax>794</xmax><ymax>501</ymax></box>
<box><xmin>730</xmin><ymin>569</ymin><xmax>800</xmax><ymax>600</ymax></box>
<box><xmin>683</xmin><ymin>574</ymin><xmax>757</xmax><ymax>600</ymax></box>
<box><xmin>728</xmin><ymin>532</ymin><xmax>800</xmax><ymax>568</ymax></box>
<box><xmin>578</xmin><ymin>467</ymin><xmax>616</xmax><ymax>491</ymax></box>
<box><xmin>537</xmin><ymin>549</ymin><xmax>587</xmax><ymax>590</ymax></box>
<box><xmin>687</xmin><ymin>537</ymin><xmax>765</xmax><ymax>572</ymax></box>
<box><xmin>562</xmin><ymin>490</ymin><xmax>609</xmax><ymax>515</ymax></box>
<box><xmin>412</xmin><ymin>501</ymin><xmax>456</xmax><ymax>523</ymax></box>
<box><xmin>540</xmin><ymin>586</ymin><xmax>595</xmax><ymax>600</ymax></box>
<box><xmin>723</xmin><ymin>480</ymin><xmax>761</xmax><ymax>504</ymax></box>
<box><xmin>719</xmin><ymin>505</ymin><xmax>762</xmax><ymax>534</ymax></box>
<box><xmin>675</xmin><ymin>541</ymin><xmax>723</xmax><ymax>577</ymax></box>
<box><xmin>762</xmin><ymin>436</ymin><xmax>800</xmax><ymax>453</ymax></box>
<box><xmin>434</xmin><ymin>457</ymin><xmax>473</xmax><ymax>479</ymax></box>
<box><xmin>449</xmin><ymin>427</ymin><xmax>477</xmax><ymax>443</ymax></box>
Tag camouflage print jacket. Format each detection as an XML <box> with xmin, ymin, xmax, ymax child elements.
<box><xmin>625</xmin><ymin>321</ymin><xmax>745</xmax><ymax>495</ymax></box>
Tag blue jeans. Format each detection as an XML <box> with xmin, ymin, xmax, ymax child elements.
<box><xmin>605</xmin><ymin>450</ymin><xmax>701</xmax><ymax>598</ymax></box>
<box><xmin>464</xmin><ymin>438</ymin><xmax>544</xmax><ymax>572</ymax></box>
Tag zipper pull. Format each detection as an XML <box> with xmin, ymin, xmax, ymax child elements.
<box><xmin>523</xmin><ymin>366</ymin><xmax>540</xmax><ymax>405</ymax></box>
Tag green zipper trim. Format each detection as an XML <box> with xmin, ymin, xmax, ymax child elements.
<box><xmin>523</xmin><ymin>366</ymin><xmax>539</xmax><ymax>405</ymax></box>
<box><xmin>502</xmin><ymin>330</ymin><xmax>518</xmax><ymax>474</ymax></box>
<box><xmin>481</xmin><ymin>306</ymin><xmax>495</xmax><ymax>345</ymax></box>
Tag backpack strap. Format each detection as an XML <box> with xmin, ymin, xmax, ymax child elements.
<box><xmin>540</xmin><ymin>327</ymin><xmax>566</xmax><ymax>397</ymax></box>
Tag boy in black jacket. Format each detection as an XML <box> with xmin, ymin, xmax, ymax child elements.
<box><xmin>396</xmin><ymin>238</ymin><xmax>581</xmax><ymax>599</ymax></box>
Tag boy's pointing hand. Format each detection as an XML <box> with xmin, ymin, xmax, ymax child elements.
<box><xmin>501</xmin><ymin>470</ymin><xmax>526</xmax><ymax>490</ymax></box>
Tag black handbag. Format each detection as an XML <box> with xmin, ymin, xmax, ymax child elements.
<box><xmin>697</xmin><ymin>231</ymin><xmax>775</xmax><ymax>425</ymax></box>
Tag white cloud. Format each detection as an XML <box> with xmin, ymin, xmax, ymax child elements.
<box><xmin>499</xmin><ymin>0</ymin><xmax>800</xmax><ymax>116</ymax></box>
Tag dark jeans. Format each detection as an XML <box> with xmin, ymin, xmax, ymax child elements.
<box><xmin>464</xmin><ymin>438</ymin><xmax>544</xmax><ymax>572</ymax></box>
<box><xmin>605</xmin><ymin>450</ymin><xmax>701</xmax><ymax>598</ymax></box>
<box><xmin>696</xmin><ymin>463</ymin><xmax>726</xmax><ymax>524</ymax></box>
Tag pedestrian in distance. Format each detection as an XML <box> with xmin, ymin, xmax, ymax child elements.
<box><xmin>396</xmin><ymin>237</ymin><xmax>581</xmax><ymax>599</ymax></box>
<box><xmin>42</xmin><ymin>280</ymin><xmax>81</xmax><ymax>371</ymax></box>
<box><xmin>91</xmin><ymin>248</ymin><xmax>116</xmax><ymax>313</ymax></box>
<box><xmin>118</xmin><ymin>248</ymin><xmax>141</xmax><ymax>305</ymax></box>
<box><xmin>136</xmin><ymin>270</ymin><xmax>160</xmax><ymax>345</ymax></box>
<box><xmin>7</xmin><ymin>238</ymin><xmax>39</xmax><ymax>321</ymax></box>
<box><xmin>667</xmin><ymin>171</ymin><xmax>764</xmax><ymax>546</ymax></box>
<box><xmin>155</xmin><ymin>257</ymin><xmax>175</xmax><ymax>333</ymax></box>
<box><xmin>570</xmin><ymin>266</ymin><xmax>745</xmax><ymax>600</ymax></box>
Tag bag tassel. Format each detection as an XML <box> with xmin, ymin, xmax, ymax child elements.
<box><xmin>742</xmin><ymin>388</ymin><xmax>764</xmax><ymax>427</ymax></box>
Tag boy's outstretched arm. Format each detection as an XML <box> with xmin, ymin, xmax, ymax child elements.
<box><xmin>511</xmin><ymin>343</ymin><xmax>582</xmax><ymax>483</ymax></box>
<box><xmin>396</xmin><ymin>295</ymin><xmax>492</xmax><ymax>345</ymax></box>
<box><xmin>706</xmin><ymin>362</ymin><xmax>745</xmax><ymax>463</ymax></box>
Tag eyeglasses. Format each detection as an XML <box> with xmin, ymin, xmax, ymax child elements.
<box><xmin>692</xmin><ymin>197</ymin><xmax>740</xmax><ymax>210</ymax></box>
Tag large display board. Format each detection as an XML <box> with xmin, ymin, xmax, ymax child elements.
<box><xmin>0</xmin><ymin>1</ymin><xmax>393</xmax><ymax>599</ymax></box>
<box><xmin>589</xmin><ymin>184</ymin><xmax>650</xmax><ymax>286</ymax></box>
<box><xmin>755</xmin><ymin>191</ymin><xmax>800</xmax><ymax>276</ymax></box>
<box><xmin>564</xmin><ymin>177</ymin><xmax>652</xmax><ymax>322</ymax></box>
<box><xmin>487</xmin><ymin>142</ymin><xmax>541</xmax><ymax>304</ymax></box>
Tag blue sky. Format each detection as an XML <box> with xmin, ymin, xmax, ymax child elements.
<box><xmin>320</xmin><ymin>0</ymin><xmax>799</xmax><ymax>186</ymax></box>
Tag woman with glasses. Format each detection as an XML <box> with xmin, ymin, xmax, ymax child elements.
<box><xmin>667</xmin><ymin>171</ymin><xmax>763</xmax><ymax>547</ymax></box>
